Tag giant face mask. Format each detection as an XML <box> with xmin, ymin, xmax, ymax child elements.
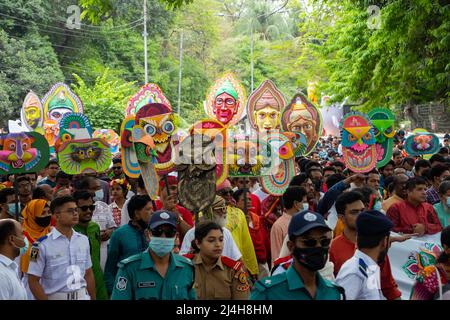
<box><xmin>205</xmin><ymin>73</ymin><xmax>246</xmax><ymax>127</ymax></box>
<box><xmin>282</xmin><ymin>93</ymin><xmax>322</xmax><ymax>155</ymax></box>
<box><xmin>126</xmin><ymin>83</ymin><xmax>172</xmax><ymax>116</ymax></box>
<box><xmin>135</xmin><ymin>103</ymin><xmax>175</xmax><ymax>175</ymax></box>
<box><xmin>93</xmin><ymin>129</ymin><xmax>120</xmax><ymax>154</ymax></box>
<box><xmin>21</xmin><ymin>91</ymin><xmax>43</xmax><ymax>130</ymax></box>
<box><xmin>227</xmin><ymin>136</ymin><xmax>271</xmax><ymax>177</ymax></box>
<box><xmin>56</xmin><ymin>113</ymin><xmax>93</xmax><ymax>152</ymax></box>
<box><xmin>340</xmin><ymin>112</ymin><xmax>377</xmax><ymax>173</ymax></box>
<box><xmin>42</xmin><ymin>83</ymin><xmax>83</xmax><ymax>123</ymax></box>
<box><xmin>368</xmin><ymin>108</ymin><xmax>396</xmax><ymax>168</ymax></box>
<box><xmin>247</xmin><ymin>80</ymin><xmax>285</xmax><ymax>132</ymax></box>
<box><xmin>404</xmin><ymin>129</ymin><xmax>440</xmax><ymax>157</ymax></box>
<box><xmin>43</xmin><ymin>120</ymin><xmax>59</xmax><ymax>149</ymax></box>
<box><xmin>0</xmin><ymin>132</ymin><xmax>49</xmax><ymax>174</ymax></box>
<box><xmin>120</xmin><ymin>116</ymin><xmax>140</xmax><ymax>178</ymax></box>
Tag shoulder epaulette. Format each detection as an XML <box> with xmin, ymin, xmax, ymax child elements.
<box><xmin>255</xmin><ymin>273</ymin><xmax>286</xmax><ymax>290</ymax></box>
<box><xmin>32</xmin><ymin>235</ymin><xmax>48</xmax><ymax>247</ymax></box>
<box><xmin>221</xmin><ymin>256</ymin><xmax>243</xmax><ymax>270</ymax></box>
<box><xmin>182</xmin><ymin>253</ymin><xmax>195</xmax><ymax>260</ymax></box>
<box><xmin>175</xmin><ymin>254</ymin><xmax>194</xmax><ymax>266</ymax></box>
<box><xmin>273</xmin><ymin>255</ymin><xmax>292</xmax><ymax>267</ymax></box>
<box><xmin>117</xmin><ymin>253</ymin><xmax>141</xmax><ymax>268</ymax></box>
<box><xmin>358</xmin><ymin>258</ymin><xmax>368</xmax><ymax>278</ymax></box>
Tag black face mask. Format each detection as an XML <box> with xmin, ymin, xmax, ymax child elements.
<box><xmin>292</xmin><ymin>246</ymin><xmax>328</xmax><ymax>271</ymax></box>
<box><xmin>136</xmin><ymin>219</ymin><xmax>148</xmax><ymax>230</ymax></box>
<box><xmin>35</xmin><ymin>216</ymin><xmax>52</xmax><ymax>228</ymax></box>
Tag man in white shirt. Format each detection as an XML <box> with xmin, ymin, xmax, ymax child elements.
<box><xmin>0</xmin><ymin>219</ymin><xmax>28</xmax><ymax>300</ymax></box>
<box><xmin>336</xmin><ymin>210</ymin><xmax>393</xmax><ymax>300</ymax></box>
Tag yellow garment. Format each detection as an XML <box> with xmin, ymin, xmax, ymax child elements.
<box><xmin>333</xmin><ymin>217</ymin><xmax>345</xmax><ymax>239</ymax></box>
<box><xmin>21</xmin><ymin>199</ymin><xmax>51</xmax><ymax>273</ymax></box>
<box><xmin>226</xmin><ymin>206</ymin><xmax>259</xmax><ymax>276</ymax></box>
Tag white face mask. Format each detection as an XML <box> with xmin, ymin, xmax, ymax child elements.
<box><xmin>94</xmin><ymin>189</ymin><xmax>104</xmax><ymax>202</ymax></box>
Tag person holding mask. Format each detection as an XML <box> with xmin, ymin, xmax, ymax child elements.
<box><xmin>104</xmin><ymin>195</ymin><xmax>153</xmax><ymax>295</ymax></box>
<box><xmin>184</xmin><ymin>221</ymin><xmax>250</xmax><ymax>300</ymax></box>
<box><xmin>336</xmin><ymin>210</ymin><xmax>393</xmax><ymax>300</ymax></box>
<box><xmin>111</xmin><ymin>210</ymin><xmax>196</xmax><ymax>300</ymax></box>
<box><xmin>251</xmin><ymin>210</ymin><xmax>344</xmax><ymax>300</ymax></box>
<box><xmin>0</xmin><ymin>219</ymin><xmax>28</xmax><ymax>299</ymax></box>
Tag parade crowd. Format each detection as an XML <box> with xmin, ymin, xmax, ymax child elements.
<box><xmin>1</xmin><ymin>131</ymin><xmax>450</xmax><ymax>301</ymax></box>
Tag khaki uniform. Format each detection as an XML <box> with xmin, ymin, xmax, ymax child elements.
<box><xmin>185</xmin><ymin>254</ymin><xmax>250</xmax><ymax>300</ymax></box>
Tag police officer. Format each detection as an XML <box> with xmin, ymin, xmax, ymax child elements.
<box><xmin>111</xmin><ymin>210</ymin><xmax>196</xmax><ymax>300</ymax></box>
<box><xmin>336</xmin><ymin>210</ymin><xmax>394</xmax><ymax>300</ymax></box>
<box><xmin>184</xmin><ymin>221</ymin><xmax>250</xmax><ymax>300</ymax></box>
<box><xmin>27</xmin><ymin>196</ymin><xmax>96</xmax><ymax>300</ymax></box>
<box><xmin>251</xmin><ymin>210</ymin><xmax>344</xmax><ymax>300</ymax></box>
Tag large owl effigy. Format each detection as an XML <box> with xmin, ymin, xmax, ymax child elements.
<box><xmin>21</xmin><ymin>91</ymin><xmax>43</xmax><ymax>131</ymax></box>
<box><xmin>340</xmin><ymin>112</ymin><xmax>377</xmax><ymax>173</ymax></box>
<box><xmin>0</xmin><ymin>132</ymin><xmax>49</xmax><ymax>175</ymax></box>
<box><xmin>368</xmin><ymin>108</ymin><xmax>396</xmax><ymax>168</ymax></box>
<box><xmin>205</xmin><ymin>73</ymin><xmax>246</xmax><ymax>127</ymax></box>
<box><xmin>281</xmin><ymin>93</ymin><xmax>322</xmax><ymax>156</ymax></box>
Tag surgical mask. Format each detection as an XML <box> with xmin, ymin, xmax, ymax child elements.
<box><xmin>35</xmin><ymin>216</ymin><xmax>52</xmax><ymax>228</ymax></box>
<box><xmin>302</xmin><ymin>203</ymin><xmax>309</xmax><ymax>211</ymax></box>
<box><xmin>13</xmin><ymin>236</ymin><xmax>29</xmax><ymax>257</ymax></box>
<box><xmin>7</xmin><ymin>203</ymin><xmax>19</xmax><ymax>217</ymax></box>
<box><xmin>148</xmin><ymin>237</ymin><xmax>175</xmax><ymax>257</ymax></box>
<box><xmin>373</xmin><ymin>201</ymin><xmax>382</xmax><ymax>211</ymax></box>
<box><xmin>93</xmin><ymin>189</ymin><xmax>104</xmax><ymax>202</ymax></box>
<box><xmin>292</xmin><ymin>247</ymin><xmax>328</xmax><ymax>271</ymax></box>
<box><xmin>446</xmin><ymin>197</ymin><xmax>450</xmax><ymax>207</ymax></box>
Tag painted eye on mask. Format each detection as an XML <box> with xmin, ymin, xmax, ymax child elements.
<box><xmin>348</xmin><ymin>134</ymin><xmax>357</xmax><ymax>141</ymax></box>
<box><xmin>363</xmin><ymin>133</ymin><xmax>372</xmax><ymax>140</ymax></box>
<box><xmin>372</xmin><ymin>127</ymin><xmax>380</xmax><ymax>136</ymax></box>
<box><xmin>144</xmin><ymin>124</ymin><xmax>156</xmax><ymax>135</ymax></box>
<box><xmin>384</xmin><ymin>127</ymin><xmax>396</xmax><ymax>138</ymax></box>
<box><xmin>162</xmin><ymin>121</ymin><xmax>174</xmax><ymax>134</ymax></box>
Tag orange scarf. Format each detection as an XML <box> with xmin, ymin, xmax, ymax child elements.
<box><xmin>21</xmin><ymin>199</ymin><xmax>51</xmax><ymax>273</ymax></box>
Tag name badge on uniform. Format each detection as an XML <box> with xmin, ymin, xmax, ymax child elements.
<box><xmin>138</xmin><ymin>281</ymin><xmax>156</xmax><ymax>288</ymax></box>
<box><xmin>30</xmin><ymin>247</ymin><xmax>39</xmax><ymax>262</ymax></box>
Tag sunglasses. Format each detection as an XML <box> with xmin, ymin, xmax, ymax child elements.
<box><xmin>151</xmin><ymin>227</ymin><xmax>177</xmax><ymax>238</ymax></box>
<box><xmin>298</xmin><ymin>237</ymin><xmax>332</xmax><ymax>248</ymax></box>
<box><xmin>113</xmin><ymin>167</ymin><xmax>122</xmax><ymax>170</ymax></box>
<box><xmin>79</xmin><ymin>205</ymin><xmax>96</xmax><ymax>212</ymax></box>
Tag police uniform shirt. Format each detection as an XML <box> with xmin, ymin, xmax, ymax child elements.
<box><xmin>250</xmin><ymin>264</ymin><xmax>344</xmax><ymax>300</ymax></box>
<box><xmin>191</xmin><ymin>254</ymin><xmax>250</xmax><ymax>300</ymax></box>
<box><xmin>111</xmin><ymin>251</ymin><xmax>196</xmax><ymax>300</ymax></box>
<box><xmin>335</xmin><ymin>249</ymin><xmax>383</xmax><ymax>300</ymax></box>
<box><xmin>0</xmin><ymin>254</ymin><xmax>27</xmax><ymax>300</ymax></box>
<box><xmin>27</xmin><ymin>228</ymin><xmax>92</xmax><ymax>295</ymax></box>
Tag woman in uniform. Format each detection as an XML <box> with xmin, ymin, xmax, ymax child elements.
<box><xmin>184</xmin><ymin>221</ymin><xmax>250</xmax><ymax>300</ymax></box>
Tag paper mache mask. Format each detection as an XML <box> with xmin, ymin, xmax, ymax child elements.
<box><xmin>368</xmin><ymin>108</ymin><xmax>396</xmax><ymax>168</ymax></box>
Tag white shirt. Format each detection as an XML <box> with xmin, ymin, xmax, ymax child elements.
<box><xmin>336</xmin><ymin>249</ymin><xmax>383</xmax><ymax>300</ymax></box>
<box><xmin>180</xmin><ymin>226</ymin><xmax>242</xmax><ymax>261</ymax></box>
<box><xmin>0</xmin><ymin>254</ymin><xmax>27</xmax><ymax>300</ymax></box>
<box><xmin>27</xmin><ymin>228</ymin><xmax>92</xmax><ymax>295</ymax></box>
<box><xmin>92</xmin><ymin>201</ymin><xmax>117</xmax><ymax>231</ymax></box>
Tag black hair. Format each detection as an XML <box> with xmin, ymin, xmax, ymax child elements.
<box><xmin>281</xmin><ymin>186</ymin><xmax>307</xmax><ymax>210</ymax></box>
<box><xmin>383</xmin><ymin>176</ymin><xmax>395</xmax><ymax>192</ymax></box>
<box><xmin>406</xmin><ymin>177</ymin><xmax>428</xmax><ymax>192</ymax></box>
<box><xmin>439</xmin><ymin>147</ymin><xmax>449</xmax><ymax>155</ymax></box>
<box><xmin>438</xmin><ymin>181</ymin><xmax>450</xmax><ymax>195</ymax></box>
<box><xmin>289</xmin><ymin>173</ymin><xmax>309</xmax><ymax>187</ymax></box>
<box><xmin>56</xmin><ymin>171</ymin><xmax>73</xmax><ymax>182</ymax></box>
<box><xmin>32</xmin><ymin>186</ymin><xmax>49</xmax><ymax>200</ymax></box>
<box><xmin>73</xmin><ymin>190</ymin><xmax>94</xmax><ymax>202</ymax></box>
<box><xmin>137</xmin><ymin>175</ymin><xmax>145</xmax><ymax>190</ymax></box>
<box><xmin>402</xmin><ymin>157</ymin><xmax>415</xmax><ymax>167</ymax></box>
<box><xmin>331</xmin><ymin>161</ymin><xmax>345</xmax><ymax>169</ymax></box>
<box><xmin>323</xmin><ymin>166</ymin><xmax>336</xmax><ymax>173</ymax></box>
<box><xmin>430</xmin><ymin>164</ymin><xmax>449</xmax><ymax>181</ymax></box>
<box><xmin>392</xmin><ymin>150</ymin><xmax>402</xmax><ymax>157</ymax></box>
<box><xmin>438</xmin><ymin>226</ymin><xmax>450</xmax><ymax>263</ymax></box>
<box><xmin>380</xmin><ymin>160</ymin><xmax>395</xmax><ymax>171</ymax></box>
<box><xmin>74</xmin><ymin>176</ymin><xmax>96</xmax><ymax>191</ymax></box>
<box><xmin>127</xmin><ymin>195</ymin><xmax>151</xmax><ymax>219</ymax></box>
<box><xmin>335</xmin><ymin>191</ymin><xmax>364</xmax><ymax>216</ymax></box>
<box><xmin>16</xmin><ymin>175</ymin><xmax>31</xmax><ymax>184</ymax></box>
<box><xmin>112</xmin><ymin>158</ymin><xmax>122</xmax><ymax>164</ymax></box>
<box><xmin>232</xmin><ymin>189</ymin><xmax>246</xmax><ymax>203</ymax></box>
<box><xmin>352</xmin><ymin>187</ymin><xmax>377</xmax><ymax>205</ymax></box>
<box><xmin>305</xmin><ymin>161</ymin><xmax>322</xmax><ymax>173</ymax></box>
<box><xmin>50</xmin><ymin>196</ymin><xmax>76</xmax><ymax>214</ymax></box>
<box><xmin>357</xmin><ymin>232</ymin><xmax>390</xmax><ymax>249</ymax></box>
<box><xmin>191</xmin><ymin>221</ymin><xmax>223</xmax><ymax>253</ymax></box>
<box><xmin>430</xmin><ymin>154</ymin><xmax>446</xmax><ymax>165</ymax></box>
<box><xmin>46</xmin><ymin>159</ymin><xmax>59</xmax><ymax>168</ymax></box>
<box><xmin>0</xmin><ymin>219</ymin><xmax>17</xmax><ymax>245</ymax></box>
<box><xmin>325</xmin><ymin>173</ymin><xmax>345</xmax><ymax>189</ymax></box>
<box><xmin>367</xmin><ymin>168</ymin><xmax>380</xmax><ymax>175</ymax></box>
<box><xmin>299</xmin><ymin>159</ymin><xmax>310</xmax><ymax>173</ymax></box>
<box><xmin>414</xmin><ymin>159</ymin><xmax>431</xmax><ymax>171</ymax></box>
<box><xmin>0</xmin><ymin>188</ymin><xmax>15</xmax><ymax>204</ymax></box>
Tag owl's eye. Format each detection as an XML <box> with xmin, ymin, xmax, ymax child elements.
<box><xmin>385</xmin><ymin>127</ymin><xmax>393</xmax><ymax>135</ymax></box>
<box><xmin>373</xmin><ymin>127</ymin><xmax>379</xmax><ymax>136</ymax></box>
<box><xmin>144</xmin><ymin>124</ymin><xmax>156</xmax><ymax>135</ymax></box>
<box><xmin>162</xmin><ymin>121</ymin><xmax>175</xmax><ymax>134</ymax></box>
<box><xmin>363</xmin><ymin>133</ymin><xmax>372</xmax><ymax>140</ymax></box>
<box><xmin>348</xmin><ymin>134</ymin><xmax>357</xmax><ymax>141</ymax></box>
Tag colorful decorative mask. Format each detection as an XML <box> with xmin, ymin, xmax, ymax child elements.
<box><xmin>247</xmin><ymin>80</ymin><xmax>285</xmax><ymax>132</ymax></box>
<box><xmin>404</xmin><ymin>129</ymin><xmax>440</xmax><ymax>157</ymax></box>
<box><xmin>42</xmin><ymin>82</ymin><xmax>83</xmax><ymax>123</ymax></box>
<box><xmin>281</xmin><ymin>131</ymin><xmax>308</xmax><ymax>158</ymax></box>
<box><xmin>93</xmin><ymin>129</ymin><xmax>120</xmax><ymax>154</ymax></box>
<box><xmin>43</xmin><ymin>119</ymin><xmax>59</xmax><ymax>150</ymax></box>
<box><xmin>0</xmin><ymin>132</ymin><xmax>50</xmax><ymax>174</ymax></box>
<box><xmin>259</xmin><ymin>133</ymin><xmax>296</xmax><ymax>196</ymax></box>
<box><xmin>21</xmin><ymin>91</ymin><xmax>43</xmax><ymax>131</ymax></box>
<box><xmin>402</xmin><ymin>242</ymin><xmax>444</xmax><ymax>300</ymax></box>
<box><xmin>126</xmin><ymin>83</ymin><xmax>172</xmax><ymax>116</ymax></box>
<box><xmin>205</xmin><ymin>73</ymin><xmax>246</xmax><ymax>126</ymax></box>
<box><xmin>55</xmin><ymin>113</ymin><xmax>93</xmax><ymax>152</ymax></box>
<box><xmin>176</xmin><ymin>133</ymin><xmax>217</xmax><ymax>213</ymax></box>
<box><xmin>120</xmin><ymin>116</ymin><xmax>140</xmax><ymax>178</ymax></box>
<box><xmin>281</xmin><ymin>93</ymin><xmax>322</xmax><ymax>155</ymax></box>
<box><xmin>227</xmin><ymin>135</ymin><xmax>271</xmax><ymax>177</ymax></box>
<box><xmin>368</xmin><ymin>108</ymin><xmax>396</xmax><ymax>168</ymax></box>
<box><xmin>135</xmin><ymin>103</ymin><xmax>175</xmax><ymax>175</ymax></box>
<box><xmin>340</xmin><ymin>112</ymin><xmax>377</xmax><ymax>173</ymax></box>
<box><xmin>57</xmin><ymin>139</ymin><xmax>111</xmax><ymax>175</ymax></box>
